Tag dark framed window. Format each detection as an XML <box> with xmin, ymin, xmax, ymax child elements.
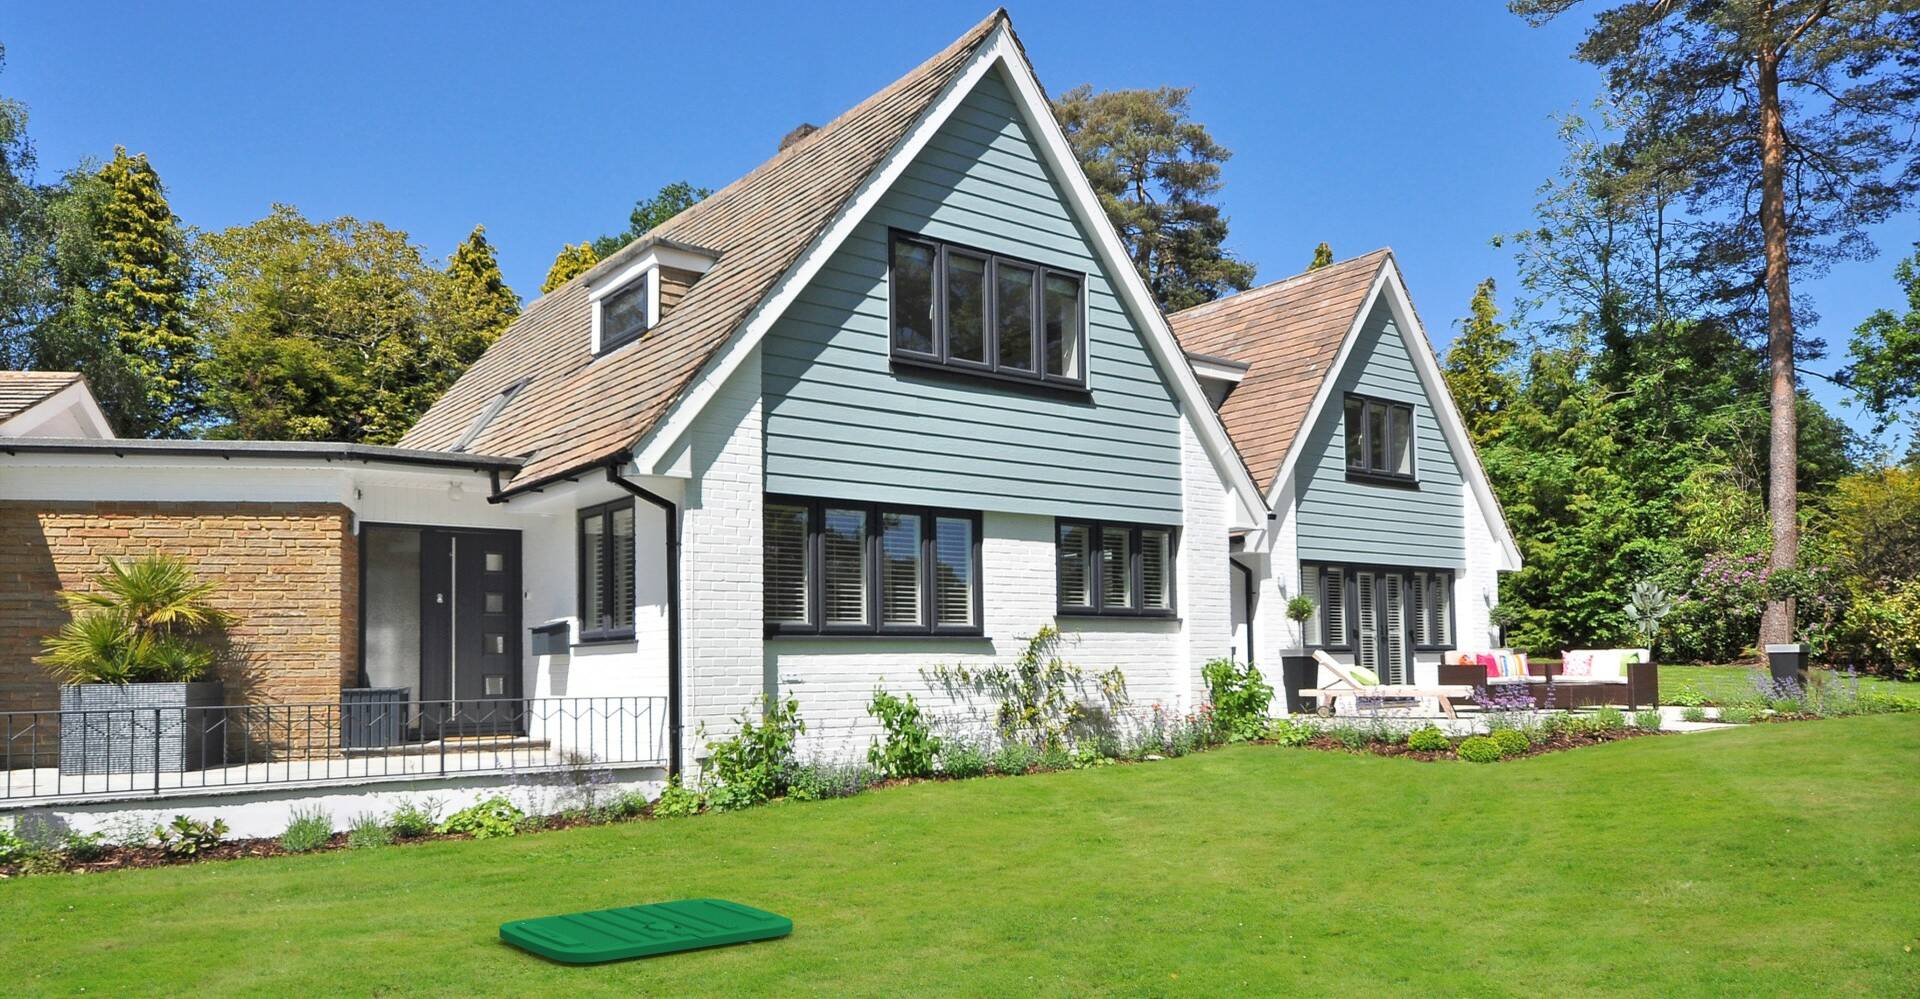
<box><xmin>1301</xmin><ymin>562</ymin><xmax>1453</xmax><ymax>652</ymax></box>
<box><xmin>1056</xmin><ymin>519</ymin><xmax>1176</xmax><ymax>617</ymax></box>
<box><xmin>888</xmin><ymin>229</ymin><xmax>1086</xmax><ymax>389</ymax></box>
<box><xmin>577</xmin><ymin>500</ymin><xmax>636</xmax><ymax>642</ymax></box>
<box><xmin>597</xmin><ymin>275</ymin><xmax>649</xmax><ymax>355</ymax></box>
<box><xmin>1343</xmin><ymin>393</ymin><xmax>1416</xmax><ymax>483</ymax></box>
<box><xmin>764</xmin><ymin>495</ymin><xmax>982</xmax><ymax>636</ymax></box>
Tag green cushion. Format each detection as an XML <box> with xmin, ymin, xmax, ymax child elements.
<box><xmin>1348</xmin><ymin>665</ymin><xmax>1380</xmax><ymax>686</ymax></box>
<box><xmin>500</xmin><ymin>898</ymin><xmax>792</xmax><ymax>964</ymax></box>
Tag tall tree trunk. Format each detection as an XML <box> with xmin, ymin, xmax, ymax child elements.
<box><xmin>1755</xmin><ymin>43</ymin><xmax>1799</xmax><ymax>650</ymax></box>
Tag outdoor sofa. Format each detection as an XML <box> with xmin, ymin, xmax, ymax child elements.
<box><xmin>1439</xmin><ymin>649</ymin><xmax>1659</xmax><ymax>711</ymax></box>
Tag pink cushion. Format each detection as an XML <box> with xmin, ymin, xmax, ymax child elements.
<box><xmin>1562</xmin><ymin>651</ymin><xmax>1591</xmax><ymax>677</ymax></box>
<box><xmin>1476</xmin><ymin>653</ymin><xmax>1499</xmax><ymax>678</ymax></box>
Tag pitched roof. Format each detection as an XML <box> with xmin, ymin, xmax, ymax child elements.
<box><xmin>1166</xmin><ymin>250</ymin><xmax>1391</xmax><ymax>492</ymax></box>
<box><xmin>399</xmin><ymin>11</ymin><xmax>1009</xmax><ymax>488</ymax></box>
<box><xmin>0</xmin><ymin>371</ymin><xmax>84</xmax><ymax>422</ymax></box>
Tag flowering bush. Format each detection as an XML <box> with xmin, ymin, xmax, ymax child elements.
<box><xmin>1844</xmin><ymin>578</ymin><xmax>1920</xmax><ymax>681</ymax></box>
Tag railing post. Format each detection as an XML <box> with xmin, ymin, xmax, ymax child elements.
<box><xmin>153</xmin><ymin>706</ymin><xmax>162</xmax><ymax>795</ymax></box>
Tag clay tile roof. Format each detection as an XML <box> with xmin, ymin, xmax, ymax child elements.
<box><xmin>400</xmin><ymin>10</ymin><xmax>1011</xmax><ymax>489</ymax></box>
<box><xmin>0</xmin><ymin>371</ymin><xmax>83</xmax><ymax>422</ymax></box>
<box><xmin>1166</xmin><ymin>250</ymin><xmax>1392</xmax><ymax>493</ymax></box>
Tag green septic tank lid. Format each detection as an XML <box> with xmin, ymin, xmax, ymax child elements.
<box><xmin>500</xmin><ymin>898</ymin><xmax>792</xmax><ymax>964</ymax></box>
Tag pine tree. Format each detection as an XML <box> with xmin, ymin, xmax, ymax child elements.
<box><xmin>94</xmin><ymin>147</ymin><xmax>197</xmax><ymax>435</ymax></box>
<box><xmin>1444</xmin><ymin>278</ymin><xmax>1519</xmax><ymax>445</ymax></box>
<box><xmin>541</xmin><ymin>242</ymin><xmax>598</xmax><ymax>294</ymax></box>
<box><xmin>1307</xmin><ymin>242</ymin><xmax>1333</xmax><ymax>271</ymax></box>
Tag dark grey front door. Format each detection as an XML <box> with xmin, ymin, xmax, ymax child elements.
<box><xmin>420</xmin><ymin>528</ymin><xmax>522</xmax><ymax>735</ymax></box>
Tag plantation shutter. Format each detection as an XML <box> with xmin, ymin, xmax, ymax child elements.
<box><xmin>1140</xmin><ymin>528</ymin><xmax>1172</xmax><ymax>611</ymax></box>
<box><xmin>1411</xmin><ymin>573</ymin><xmax>1429</xmax><ymax>647</ymax></box>
<box><xmin>1057</xmin><ymin>523</ymin><xmax>1092</xmax><ymax>610</ymax></box>
<box><xmin>878</xmin><ymin>512</ymin><xmax>922</xmax><ymax>627</ymax></box>
<box><xmin>933</xmin><ymin>516</ymin><xmax>974</xmax><ymax>627</ymax></box>
<box><xmin>763</xmin><ymin>502</ymin><xmax>810</xmax><ymax>625</ymax></box>
<box><xmin>821</xmin><ymin>507</ymin><xmax>869</xmax><ymax>626</ymax></box>
<box><xmin>1383</xmin><ymin>572</ymin><xmax>1407</xmax><ymax>683</ymax></box>
<box><xmin>1354</xmin><ymin>572</ymin><xmax>1376</xmax><ymax>672</ymax></box>
<box><xmin>1325</xmin><ymin>567</ymin><xmax>1347</xmax><ymax>647</ymax></box>
<box><xmin>1433</xmin><ymin>573</ymin><xmax>1452</xmax><ymax>647</ymax></box>
<box><xmin>1301</xmin><ymin>565</ymin><xmax>1322</xmax><ymax>645</ymax></box>
<box><xmin>1099</xmin><ymin>526</ymin><xmax>1132</xmax><ymax>609</ymax></box>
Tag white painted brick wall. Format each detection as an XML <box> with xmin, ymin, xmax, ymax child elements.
<box><xmin>1179</xmin><ymin>415</ymin><xmax>1231</xmax><ymax>706</ymax></box>
<box><xmin>679</xmin><ymin>348</ymin><xmax>767</xmax><ymax>771</ymax></box>
<box><xmin>1459</xmin><ymin>481</ymin><xmax>1499</xmax><ymax>651</ymax></box>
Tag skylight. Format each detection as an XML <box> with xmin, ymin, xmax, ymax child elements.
<box><xmin>451</xmin><ymin>376</ymin><xmax>531</xmax><ymax>453</ymax></box>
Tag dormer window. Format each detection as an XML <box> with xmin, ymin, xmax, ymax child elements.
<box><xmin>583</xmin><ymin>237</ymin><xmax>721</xmax><ymax>357</ymax></box>
<box><xmin>597</xmin><ymin>275</ymin><xmax>650</xmax><ymax>355</ymax></box>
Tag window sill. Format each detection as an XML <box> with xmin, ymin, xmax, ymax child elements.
<box><xmin>574</xmin><ymin>633</ymin><xmax>636</xmax><ymax>648</ymax></box>
<box><xmin>766</xmin><ymin>630</ymin><xmax>988</xmax><ymax>641</ymax></box>
<box><xmin>1056</xmin><ymin>612</ymin><xmax>1180</xmax><ymax>622</ymax></box>
<box><xmin>1344</xmin><ymin>470</ymin><xmax>1420</xmax><ymax>489</ymax></box>
<box><xmin>889</xmin><ymin>355</ymin><xmax>1091</xmax><ymax>398</ymax></box>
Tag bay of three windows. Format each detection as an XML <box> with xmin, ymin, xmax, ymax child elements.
<box><xmin>889</xmin><ymin>231</ymin><xmax>1086</xmax><ymax>386</ymax></box>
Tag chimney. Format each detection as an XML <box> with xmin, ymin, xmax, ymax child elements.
<box><xmin>778</xmin><ymin>123</ymin><xmax>819</xmax><ymax>152</ymax></box>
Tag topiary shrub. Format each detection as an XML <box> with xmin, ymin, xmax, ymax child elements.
<box><xmin>1458</xmin><ymin>736</ymin><xmax>1503</xmax><ymax>763</ymax></box>
<box><xmin>1490</xmin><ymin>728</ymin><xmax>1530</xmax><ymax>758</ymax></box>
<box><xmin>1406</xmin><ymin>726</ymin><xmax>1450</xmax><ymax>752</ymax></box>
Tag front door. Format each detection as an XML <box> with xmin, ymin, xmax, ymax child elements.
<box><xmin>419</xmin><ymin>528</ymin><xmax>522</xmax><ymax>736</ymax></box>
<box><xmin>1350</xmin><ymin>569</ymin><xmax>1411</xmax><ymax>685</ymax></box>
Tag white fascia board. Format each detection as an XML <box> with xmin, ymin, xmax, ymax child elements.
<box><xmin>632</xmin><ymin>26</ymin><xmax>1266</xmax><ymax>531</ymax></box>
<box><xmin>587</xmin><ymin>245</ymin><xmax>718</xmax><ymax>304</ymax></box>
<box><xmin>1187</xmin><ymin>354</ymin><xmax>1248</xmax><ymax>384</ymax></box>
<box><xmin>0</xmin><ymin>380</ymin><xmax>117</xmax><ymax>439</ymax></box>
<box><xmin>1374</xmin><ymin>260</ymin><xmax>1523</xmax><ymax>571</ymax></box>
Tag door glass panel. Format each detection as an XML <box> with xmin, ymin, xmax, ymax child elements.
<box><xmin>363</xmin><ymin>526</ymin><xmax>422</xmax><ymax>697</ymax></box>
<box><xmin>484</xmin><ymin>591</ymin><xmax>505</xmax><ymax>614</ymax></box>
<box><xmin>483</xmin><ymin>675</ymin><xmax>505</xmax><ymax>697</ymax></box>
<box><xmin>486</xmin><ymin>633</ymin><xmax>506</xmax><ymax>655</ymax></box>
<box><xmin>485</xmin><ymin>551</ymin><xmax>505</xmax><ymax>573</ymax></box>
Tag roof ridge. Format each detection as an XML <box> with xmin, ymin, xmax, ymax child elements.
<box><xmin>1168</xmin><ymin>248</ymin><xmax>1391</xmax><ymax>320</ymax></box>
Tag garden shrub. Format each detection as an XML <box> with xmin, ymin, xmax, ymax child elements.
<box><xmin>1490</xmin><ymin>728</ymin><xmax>1530</xmax><ymax>758</ymax></box>
<box><xmin>277</xmin><ymin>807</ymin><xmax>332</xmax><ymax>853</ymax></box>
<box><xmin>1668</xmin><ymin>684</ymin><xmax>1710</xmax><ymax>708</ymax></box>
<box><xmin>705</xmin><ymin>693</ymin><xmax>805</xmax><ymax>807</ymax></box>
<box><xmin>1325</xmin><ymin>724</ymin><xmax>1371</xmax><ymax>751</ymax></box>
<box><xmin>387</xmin><ymin>798</ymin><xmax>441</xmax><ymax>839</ymax></box>
<box><xmin>62</xmin><ymin>830</ymin><xmax>108</xmax><ymax>861</ymax></box>
<box><xmin>866</xmin><ymin>688</ymin><xmax>941</xmax><ymax>779</ymax></box>
<box><xmin>1681</xmin><ymin>706</ymin><xmax>1708</xmax><ymax>723</ymax></box>
<box><xmin>989</xmin><ymin>742</ymin><xmax>1036</xmax><ymax>775</ymax></box>
<box><xmin>346</xmin><ymin>813</ymin><xmax>393</xmax><ymax>849</ymax></box>
<box><xmin>651</xmin><ymin>776</ymin><xmax>704</xmax><ymax>818</ymax></box>
<box><xmin>1634</xmin><ymin>709</ymin><xmax>1662</xmax><ymax>731</ymax></box>
<box><xmin>1718</xmin><ymin>705</ymin><xmax>1758</xmax><ymax>724</ymax></box>
<box><xmin>437</xmin><ymin>797</ymin><xmax>524</xmax><ymax>839</ymax></box>
<box><xmin>1039</xmin><ymin>745</ymin><xmax>1073</xmax><ymax>771</ymax></box>
<box><xmin>155</xmin><ymin>816</ymin><xmax>227</xmax><ymax>856</ymax></box>
<box><xmin>1406</xmin><ymin>726</ymin><xmax>1450</xmax><ymax>752</ymax></box>
<box><xmin>602</xmin><ymin>790</ymin><xmax>650</xmax><ymax>820</ymax></box>
<box><xmin>1201</xmin><ymin>658</ymin><xmax>1274</xmax><ymax>741</ymax></box>
<box><xmin>787</xmin><ymin>760</ymin><xmax>873</xmax><ymax>801</ymax></box>
<box><xmin>925</xmin><ymin>627</ymin><xmax>1128</xmax><ymax>750</ymax></box>
<box><xmin>0</xmin><ymin>824</ymin><xmax>32</xmax><ymax>864</ymax></box>
<box><xmin>1264</xmin><ymin>717</ymin><xmax>1317</xmax><ymax>747</ymax></box>
<box><xmin>938</xmin><ymin>740</ymin><xmax>990</xmax><ymax>778</ymax></box>
<box><xmin>1457</xmin><ymin>736</ymin><xmax>1502</xmax><ymax>763</ymax></box>
<box><xmin>1592</xmin><ymin>707</ymin><xmax>1628</xmax><ymax>732</ymax></box>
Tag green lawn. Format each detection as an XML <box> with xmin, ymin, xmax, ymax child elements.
<box><xmin>1658</xmin><ymin>663</ymin><xmax>1919</xmax><ymax>703</ymax></box>
<box><xmin>4</xmin><ymin>716</ymin><xmax>1917</xmax><ymax>997</ymax></box>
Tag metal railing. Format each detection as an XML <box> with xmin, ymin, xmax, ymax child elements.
<box><xmin>0</xmin><ymin>696</ymin><xmax>669</xmax><ymax>802</ymax></box>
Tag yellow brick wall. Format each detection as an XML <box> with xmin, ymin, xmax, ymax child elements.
<box><xmin>0</xmin><ymin>501</ymin><xmax>358</xmax><ymax>716</ymax></box>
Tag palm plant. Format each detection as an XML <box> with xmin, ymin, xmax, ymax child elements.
<box><xmin>37</xmin><ymin>554</ymin><xmax>233</xmax><ymax>685</ymax></box>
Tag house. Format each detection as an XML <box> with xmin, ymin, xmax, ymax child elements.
<box><xmin>0</xmin><ymin>11</ymin><xmax>1266</xmax><ymax>814</ymax></box>
<box><xmin>1168</xmin><ymin>251</ymin><xmax>1522</xmax><ymax>689</ymax></box>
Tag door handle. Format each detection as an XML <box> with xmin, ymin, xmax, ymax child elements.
<box><xmin>436</xmin><ymin>593</ymin><xmax>446</xmax><ymax>604</ymax></box>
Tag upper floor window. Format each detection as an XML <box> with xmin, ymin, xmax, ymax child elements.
<box><xmin>889</xmin><ymin>231</ymin><xmax>1085</xmax><ymax>388</ymax></box>
<box><xmin>1344</xmin><ymin>393</ymin><xmax>1415</xmax><ymax>483</ymax></box>
<box><xmin>1056</xmin><ymin>519</ymin><xmax>1175</xmax><ymax>617</ymax></box>
<box><xmin>594</xmin><ymin>274</ymin><xmax>650</xmax><ymax>355</ymax></box>
<box><xmin>764</xmin><ymin>495</ymin><xmax>981</xmax><ymax>636</ymax></box>
<box><xmin>578</xmin><ymin>500</ymin><xmax>636</xmax><ymax>642</ymax></box>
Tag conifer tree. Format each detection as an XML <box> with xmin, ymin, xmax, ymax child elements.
<box><xmin>94</xmin><ymin>147</ymin><xmax>197</xmax><ymax>434</ymax></box>
<box><xmin>1444</xmin><ymin>278</ymin><xmax>1519</xmax><ymax>445</ymax></box>
<box><xmin>541</xmin><ymin>242</ymin><xmax>597</xmax><ymax>294</ymax></box>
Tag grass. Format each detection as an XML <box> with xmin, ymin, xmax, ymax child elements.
<box><xmin>1658</xmin><ymin>663</ymin><xmax>1919</xmax><ymax>704</ymax></box>
<box><xmin>4</xmin><ymin>716</ymin><xmax>1917</xmax><ymax>996</ymax></box>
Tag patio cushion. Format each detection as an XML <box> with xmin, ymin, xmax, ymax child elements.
<box><xmin>1475</xmin><ymin>653</ymin><xmax>1499</xmax><ymax>678</ymax></box>
<box><xmin>1347</xmin><ymin>665</ymin><xmax>1380</xmax><ymax>686</ymax></box>
<box><xmin>500</xmin><ymin>898</ymin><xmax>792</xmax><ymax>964</ymax></box>
<box><xmin>1562</xmin><ymin>651</ymin><xmax>1593</xmax><ymax>677</ymax></box>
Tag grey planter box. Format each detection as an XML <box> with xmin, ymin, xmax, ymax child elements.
<box><xmin>58</xmin><ymin>682</ymin><xmax>225</xmax><ymax>776</ymax></box>
<box><xmin>341</xmin><ymin>687</ymin><xmax>410</xmax><ymax>749</ymax></box>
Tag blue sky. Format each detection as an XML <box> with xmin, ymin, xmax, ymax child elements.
<box><xmin>6</xmin><ymin>2</ymin><xmax>1912</xmax><ymax>447</ymax></box>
